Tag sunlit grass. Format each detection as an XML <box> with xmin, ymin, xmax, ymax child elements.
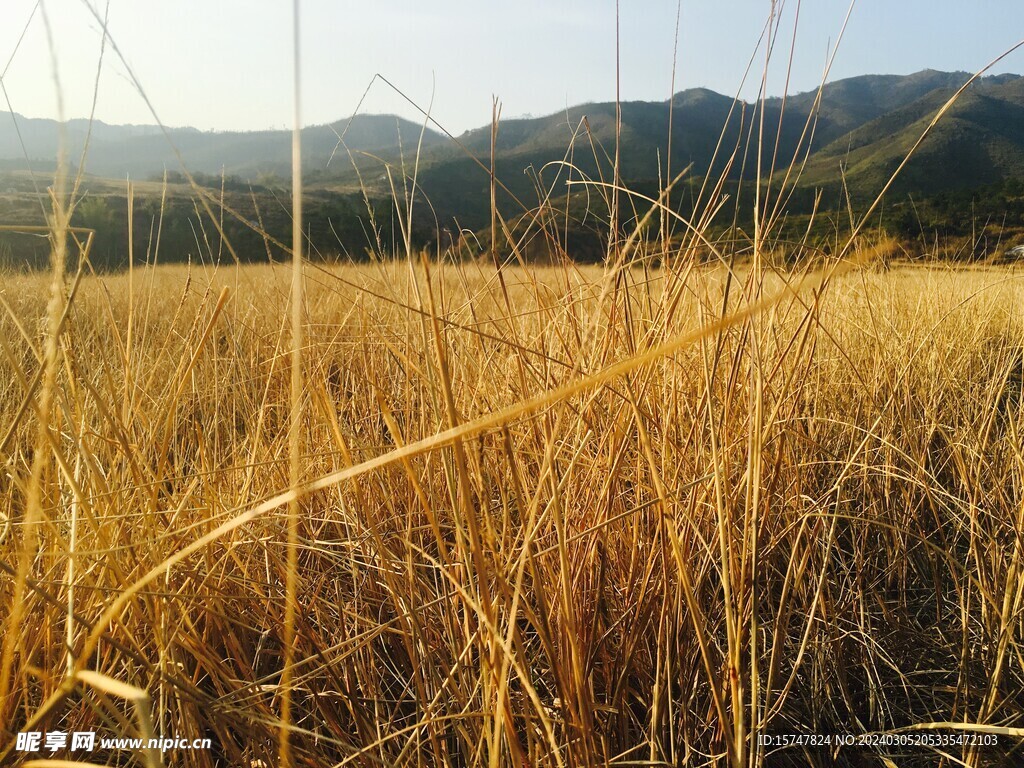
<box><xmin>3</xmin><ymin>3</ymin><xmax>1024</xmax><ymax>764</ymax></box>
<box><xmin>1</xmin><ymin>255</ymin><xmax>1023</xmax><ymax>766</ymax></box>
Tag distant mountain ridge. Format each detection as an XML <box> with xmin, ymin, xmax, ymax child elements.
<box><xmin>401</xmin><ymin>69</ymin><xmax>1024</xmax><ymax>226</ymax></box>
<box><xmin>0</xmin><ymin>113</ymin><xmax>445</xmax><ymax>178</ymax></box>
<box><xmin>2</xmin><ymin>69</ymin><xmax>1024</xmax><ymax>230</ymax></box>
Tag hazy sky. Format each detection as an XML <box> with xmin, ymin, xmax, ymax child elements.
<box><xmin>2</xmin><ymin>0</ymin><xmax>1023</xmax><ymax>135</ymax></box>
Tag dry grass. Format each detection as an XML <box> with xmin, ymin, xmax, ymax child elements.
<box><xmin>0</xmin><ymin>253</ymin><xmax>1023</xmax><ymax>766</ymax></box>
<box><xmin>3</xmin><ymin>5</ymin><xmax>1024</xmax><ymax>766</ymax></box>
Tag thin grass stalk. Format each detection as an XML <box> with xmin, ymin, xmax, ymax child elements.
<box><xmin>280</xmin><ymin>1</ymin><xmax>304</xmax><ymax>764</ymax></box>
<box><xmin>610</xmin><ymin>0</ymin><xmax>622</xmax><ymax>258</ymax></box>
<box><xmin>64</xmin><ymin>432</ymin><xmax>84</xmax><ymax>677</ymax></box>
<box><xmin>662</xmin><ymin>0</ymin><xmax>683</xmax><ymax>258</ymax></box>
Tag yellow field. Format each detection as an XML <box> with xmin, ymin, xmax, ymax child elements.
<box><xmin>2</xmin><ymin>257</ymin><xmax>1024</xmax><ymax>766</ymax></box>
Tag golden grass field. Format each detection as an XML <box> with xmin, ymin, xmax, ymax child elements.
<box><xmin>2</xmin><ymin>254</ymin><xmax>1024</xmax><ymax>766</ymax></box>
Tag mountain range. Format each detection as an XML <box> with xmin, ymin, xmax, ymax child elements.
<box><xmin>0</xmin><ymin>112</ymin><xmax>444</xmax><ymax>180</ymax></box>
<box><xmin>2</xmin><ymin>68</ymin><xmax>1024</xmax><ymax>261</ymax></box>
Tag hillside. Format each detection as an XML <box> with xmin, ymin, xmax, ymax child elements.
<box><xmin>798</xmin><ymin>77</ymin><xmax>1024</xmax><ymax>197</ymax></box>
<box><xmin>338</xmin><ymin>70</ymin><xmax>1024</xmax><ymax>230</ymax></box>
<box><xmin>3</xmin><ymin>69</ymin><xmax>1024</xmax><ymax>264</ymax></box>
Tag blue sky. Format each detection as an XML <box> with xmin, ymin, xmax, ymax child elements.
<box><xmin>2</xmin><ymin>0</ymin><xmax>1023</xmax><ymax>134</ymax></box>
